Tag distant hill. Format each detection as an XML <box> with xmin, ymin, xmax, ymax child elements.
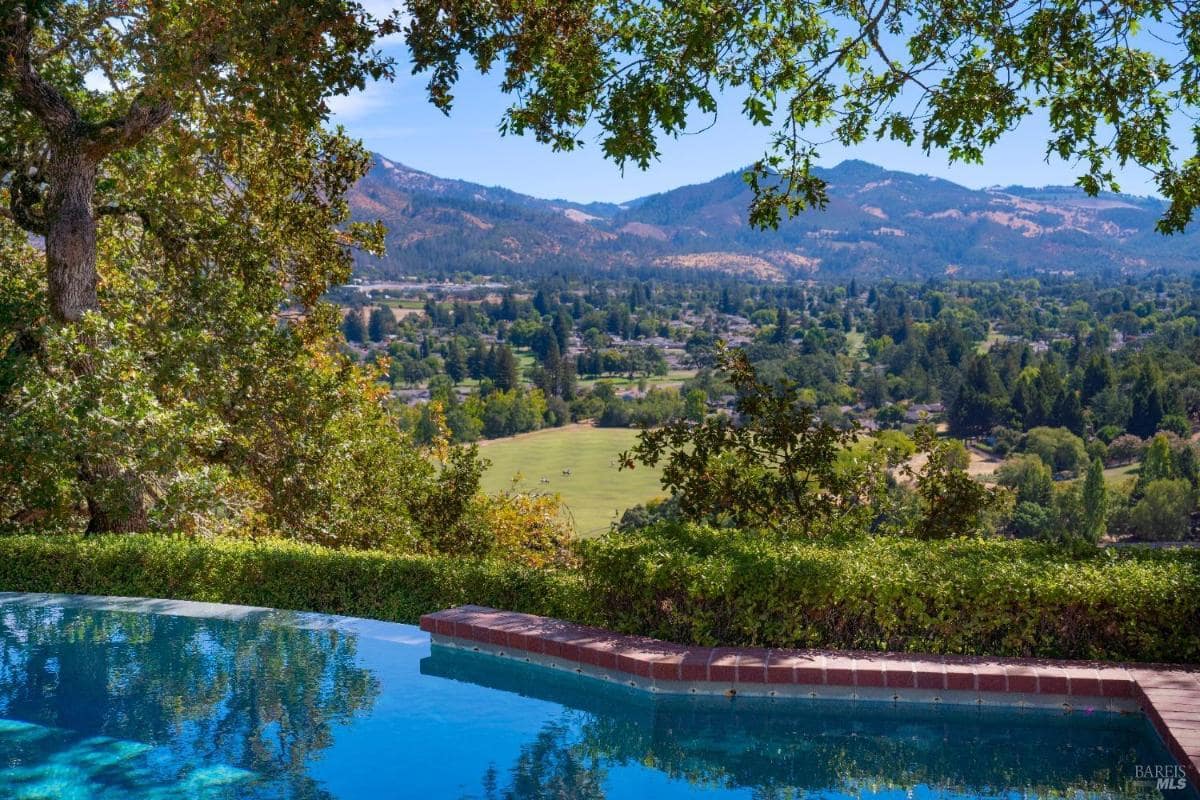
<box><xmin>348</xmin><ymin>154</ymin><xmax>1200</xmax><ymax>281</ymax></box>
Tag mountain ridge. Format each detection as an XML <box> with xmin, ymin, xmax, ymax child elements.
<box><xmin>348</xmin><ymin>153</ymin><xmax>1194</xmax><ymax>281</ymax></box>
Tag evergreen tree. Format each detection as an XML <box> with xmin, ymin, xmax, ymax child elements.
<box><xmin>1081</xmin><ymin>352</ymin><xmax>1115</xmax><ymax>403</ymax></box>
<box><xmin>494</xmin><ymin>345</ymin><xmax>520</xmax><ymax>392</ymax></box>
<box><xmin>1052</xmin><ymin>389</ymin><xmax>1085</xmax><ymax>436</ymax></box>
<box><xmin>1179</xmin><ymin>445</ymin><xmax>1200</xmax><ymax>493</ymax></box>
<box><xmin>772</xmin><ymin>307</ymin><xmax>791</xmax><ymax>344</ymax></box>
<box><xmin>1130</xmin><ymin>361</ymin><xmax>1166</xmax><ymax>438</ymax></box>
<box><xmin>342</xmin><ymin>310</ymin><xmax>367</xmax><ymax>344</ymax></box>
<box><xmin>553</xmin><ymin>308</ymin><xmax>572</xmax><ymax>352</ymax></box>
<box><xmin>445</xmin><ymin>340</ymin><xmax>468</xmax><ymax>383</ymax></box>
<box><xmin>950</xmin><ymin>356</ymin><xmax>1009</xmax><ymax>436</ymax></box>
<box><xmin>1081</xmin><ymin>457</ymin><xmax>1108</xmax><ymax>543</ymax></box>
<box><xmin>467</xmin><ymin>341</ymin><xmax>486</xmax><ymax>380</ymax></box>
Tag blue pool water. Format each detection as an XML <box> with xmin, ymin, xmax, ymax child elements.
<box><xmin>0</xmin><ymin>594</ymin><xmax>1191</xmax><ymax>800</ymax></box>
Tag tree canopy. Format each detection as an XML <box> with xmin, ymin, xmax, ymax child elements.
<box><xmin>407</xmin><ymin>0</ymin><xmax>1200</xmax><ymax>231</ymax></box>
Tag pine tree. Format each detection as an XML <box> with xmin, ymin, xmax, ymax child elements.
<box><xmin>445</xmin><ymin>340</ymin><xmax>468</xmax><ymax>383</ymax></box>
<box><xmin>1081</xmin><ymin>352</ymin><xmax>1114</xmax><ymax>402</ymax></box>
<box><xmin>772</xmin><ymin>306</ymin><xmax>791</xmax><ymax>344</ymax></box>
<box><xmin>1179</xmin><ymin>445</ymin><xmax>1200</xmax><ymax>492</ymax></box>
<box><xmin>1130</xmin><ymin>361</ymin><xmax>1166</xmax><ymax>438</ymax></box>
<box><xmin>950</xmin><ymin>356</ymin><xmax>1008</xmax><ymax>436</ymax></box>
<box><xmin>494</xmin><ymin>345</ymin><xmax>519</xmax><ymax>391</ymax></box>
<box><xmin>1052</xmin><ymin>389</ymin><xmax>1085</xmax><ymax>436</ymax></box>
<box><xmin>465</xmin><ymin>342</ymin><xmax>483</xmax><ymax>380</ymax></box>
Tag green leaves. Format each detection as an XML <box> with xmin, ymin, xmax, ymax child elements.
<box><xmin>582</xmin><ymin>521</ymin><xmax>1200</xmax><ymax>660</ymax></box>
<box><xmin>406</xmin><ymin>0</ymin><xmax>1200</xmax><ymax>232</ymax></box>
<box><xmin>622</xmin><ymin>344</ymin><xmax>996</xmax><ymax>539</ymax></box>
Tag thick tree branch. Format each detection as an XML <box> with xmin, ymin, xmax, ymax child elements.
<box><xmin>97</xmin><ymin>202</ymin><xmax>154</xmax><ymax>230</ymax></box>
<box><xmin>85</xmin><ymin>91</ymin><xmax>173</xmax><ymax>158</ymax></box>
<box><xmin>0</xmin><ymin>9</ymin><xmax>77</xmax><ymax>135</ymax></box>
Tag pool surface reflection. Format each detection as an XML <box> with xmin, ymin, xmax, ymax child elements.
<box><xmin>0</xmin><ymin>594</ymin><xmax>1189</xmax><ymax>799</ymax></box>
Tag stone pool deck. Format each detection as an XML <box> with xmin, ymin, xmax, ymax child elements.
<box><xmin>421</xmin><ymin>604</ymin><xmax>1200</xmax><ymax>782</ymax></box>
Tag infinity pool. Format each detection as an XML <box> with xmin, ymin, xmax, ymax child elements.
<box><xmin>0</xmin><ymin>593</ymin><xmax>1190</xmax><ymax>800</ymax></box>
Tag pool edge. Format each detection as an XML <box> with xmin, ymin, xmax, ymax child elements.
<box><xmin>422</xmin><ymin>604</ymin><xmax>1200</xmax><ymax>783</ymax></box>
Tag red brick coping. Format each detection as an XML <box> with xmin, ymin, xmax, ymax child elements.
<box><xmin>421</xmin><ymin>605</ymin><xmax>1200</xmax><ymax>781</ymax></box>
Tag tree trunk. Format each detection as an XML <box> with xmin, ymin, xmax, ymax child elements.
<box><xmin>45</xmin><ymin>146</ymin><xmax>100</xmax><ymax>323</ymax></box>
<box><xmin>45</xmin><ymin>143</ymin><xmax>148</xmax><ymax>533</ymax></box>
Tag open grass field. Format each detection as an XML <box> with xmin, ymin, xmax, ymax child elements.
<box><xmin>1104</xmin><ymin>462</ymin><xmax>1140</xmax><ymax>486</ymax></box>
<box><xmin>478</xmin><ymin>424</ymin><xmax>667</xmax><ymax>536</ymax></box>
<box><xmin>575</xmin><ymin>368</ymin><xmax>697</xmax><ymax>390</ymax></box>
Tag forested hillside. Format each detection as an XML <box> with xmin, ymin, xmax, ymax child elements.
<box><xmin>350</xmin><ymin>156</ymin><xmax>1200</xmax><ymax>281</ymax></box>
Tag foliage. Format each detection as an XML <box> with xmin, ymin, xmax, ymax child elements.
<box><xmin>580</xmin><ymin>522</ymin><xmax>1200</xmax><ymax>662</ymax></box>
<box><xmin>1080</xmin><ymin>458</ymin><xmax>1108</xmax><ymax>544</ymax></box>
<box><xmin>1128</xmin><ymin>479</ymin><xmax>1194</xmax><ymax>542</ymax></box>
<box><xmin>623</xmin><ymin>347</ymin><xmax>999</xmax><ymax>538</ymax></box>
<box><xmin>5</xmin><ymin>530</ymin><xmax>1200</xmax><ymax>663</ymax></box>
<box><xmin>902</xmin><ymin>427</ymin><xmax>1006</xmax><ymax>540</ymax></box>
<box><xmin>0</xmin><ymin>534</ymin><xmax>587</xmax><ymax>624</ymax></box>
<box><xmin>479</xmin><ymin>490</ymin><xmax>575</xmax><ymax>569</ymax></box>
<box><xmin>621</xmin><ymin>346</ymin><xmax>886</xmax><ymax>535</ymax></box>
<box><xmin>407</xmin><ymin>0</ymin><xmax>1200</xmax><ymax>232</ymax></box>
<box><xmin>995</xmin><ymin>455</ymin><xmax>1053</xmax><ymax>506</ymax></box>
<box><xmin>1137</xmin><ymin>433</ymin><xmax>1177</xmax><ymax>493</ymax></box>
<box><xmin>1023</xmin><ymin>427</ymin><xmax>1088</xmax><ymax>475</ymax></box>
<box><xmin>0</xmin><ymin>0</ymin><xmax>399</xmax><ymax>531</ymax></box>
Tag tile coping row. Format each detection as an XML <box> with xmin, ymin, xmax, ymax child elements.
<box><xmin>420</xmin><ymin>604</ymin><xmax>1200</xmax><ymax>782</ymax></box>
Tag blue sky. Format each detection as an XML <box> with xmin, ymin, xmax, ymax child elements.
<box><xmin>331</xmin><ymin>22</ymin><xmax>1170</xmax><ymax>205</ymax></box>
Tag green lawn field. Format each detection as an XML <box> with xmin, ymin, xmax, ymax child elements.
<box><xmin>478</xmin><ymin>425</ymin><xmax>667</xmax><ymax>536</ymax></box>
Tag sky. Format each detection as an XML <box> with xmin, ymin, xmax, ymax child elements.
<box><xmin>332</xmin><ymin>14</ymin><xmax>1171</xmax><ymax>205</ymax></box>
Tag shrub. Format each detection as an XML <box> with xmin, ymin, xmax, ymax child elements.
<box><xmin>1010</xmin><ymin>501</ymin><xmax>1054</xmax><ymax>538</ymax></box>
<box><xmin>5</xmin><ymin>529</ymin><xmax>1200</xmax><ymax>663</ymax></box>
<box><xmin>0</xmin><ymin>535</ymin><xmax>587</xmax><ymax>624</ymax></box>
<box><xmin>580</xmin><ymin>522</ymin><xmax>1200</xmax><ymax>662</ymax></box>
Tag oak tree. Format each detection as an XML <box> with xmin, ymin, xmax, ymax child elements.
<box><xmin>0</xmin><ymin>0</ymin><xmax>397</xmax><ymax>531</ymax></box>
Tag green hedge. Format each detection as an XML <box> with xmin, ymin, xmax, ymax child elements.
<box><xmin>580</xmin><ymin>523</ymin><xmax>1200</xmax><ymax>663</ymax></box>
<box><xmin>0</xmin><ymin>534</ymin><xmax>588</xmax><ymax>624</ymax></box>
<box><xmin>3</xmin><ymin>530</ymin><xmax>1198</xmax><ymax>663</ymax></box>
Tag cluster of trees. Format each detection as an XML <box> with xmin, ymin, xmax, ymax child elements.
<box><xmin>8</xmin><ymin>0</ymin><xmax>1200</xmax><ymax>557</ymax></box>
<box><xmin>995</xmin><ymin>431</ymin><xmax>1200</xmax><ymax>542</ymax></box>
<box><xmin>342</xmin><ymin>307</ymin><xmax>399</xmax><ymax>344</ymax></box>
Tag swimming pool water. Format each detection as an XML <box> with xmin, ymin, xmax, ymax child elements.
<box><xmin>0</xmin><ymin>594</ymin><xmax>1191</xmax><ymax>800</ymax></box>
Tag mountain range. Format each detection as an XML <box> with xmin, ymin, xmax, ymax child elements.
<box><xmin>348</xmin><ymin>154</ymin><xmax>1200</xmax><ymax>282</ymax></box>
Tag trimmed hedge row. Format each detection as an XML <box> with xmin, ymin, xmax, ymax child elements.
<box><xmin>2</xmin><ymin>529</ymin><xmax>1198</xmax><ymax>663</ymax></box>
<box><xmin>0</xmin><ymin>534</ymin><xmax>588</xmax><ymax>624</ymax></box>
<box><xmin>580</xmin><ymin>524</ymin><xmax>1200</xmax><ymax>663</ymax></box>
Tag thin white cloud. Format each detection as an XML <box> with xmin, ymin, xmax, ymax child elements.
<box><xmin>329</xmin><ymin>80</ymin><xmax>401</xmax><ymax>122</ymax></box>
